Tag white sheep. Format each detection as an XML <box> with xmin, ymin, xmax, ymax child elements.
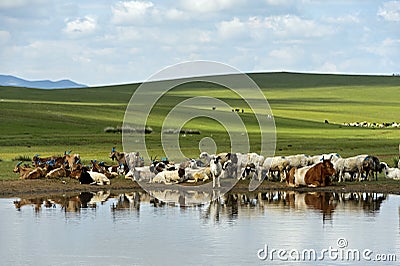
<box><xmin>88</xmin><ymin>171</ymin><xmax>110</xmax><ymax>185</ymax></box>
<box><xmin>210</xmin><ymin>155</ymin><xmax>222</xmax><ymax>188</ymax></box>
<box><xmin>334</xmin><ymin>154</ymin><xmax>368</xmax><ymax>182</ymax></box>
<box><xmin>261</xmin><ymin>156</ymin><xmax>290</xmax><ymax>182</ymax></box>
<box><xmin>199</xmin><ymin>152</ymin><xmax>229</xmax><ymax>167</ymax></box>
<box><xmin>184</xmin><ymin>167</ymin><xmax>210</xmax><ymax>183</ymax></box>
<box><xmin>310</xmin><ymin>153</ymin><xmax>341</xmax><ymax>164</ymax></box>
<box><xmin>150</xmin><ymin>168</ymin><xmax>186</xmax><ymax>184</ymax></box>
<box><xmin>381</xmin><ymin>162</ymin><xmax>400</xmax><ymax>180</ymax></box>
<box><xmin>285</xmin><ymin>154</ymin><xmax>311</xmax><ymax>168</ymax></box>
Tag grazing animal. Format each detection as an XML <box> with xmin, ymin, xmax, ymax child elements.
<box><xmin>199</xmin><ymin>152</ymin><xmax>229</xmax><ymax>166</ymax></box>
<box><xmin>25</xmin><ymin>167</ymin><xmax>46</xmax><ymax>179</ymax></box>
<box><xmin>45</xmin><ymin>165</ymin><xmax>70</xmax><ymax>179</ymax></box>
<box><xmin>13</xmin><ymin>162</ymin><xmax>33</xmax><ymax>179</ymax></box>
<box><xmin>78</xmin><ymin>167</ymin><xmax>110</xmax><ymax>185</ymax></box>
<box><xmin>334</xmin><ymin>154</ymin><xmax>368</xmax><ymax>182</ymax></box>
<box><xmin>184</xmin><ymin>168</ymin><xmax>211</xmax><ymax>183</ymax></box>
<box><xmin>362</xmin><ymin>155</ymin><xmax>382</xmax><ymax>181</ymax></box>
<box><xmin>285</xmin><ymin>154</ymin><xmax>312</xmax><ymax>169</ymax></box>
<box><xmin>261</xmin><ymin>156</ymin><xmax>290</xmax><ymax>182</ymax></box>
<box><xmin>310</xmin><ymin>153</ymin><xmax>341</xmax><ymax>165</ymax></box>
<box><xmin>69</xmin><ymin>163</ymin><xmax>84</xmax><ymax>179</ymax></box>
<box><xmin>150</xmin><ymin>168</ymin><xmax>186</xmax><ymax>184</ymax></box>
<box><xmin>240</xmin><ymin>163</ymin><xmax>259</xmax><ymax>181</ymax></box>
<box><xmin>210</xmin><ymin>155</ymin><xmax>222</xmax><ymax>188</ymax></box>
<box><xmin>287</xmin><ymin>157</ymin><xmax>336</xmax><ymax>187</ymax></box>
<box><xmin>381</xmin><ymin>162</ymin><xmax>400</xmax><ymax>180</ymax></box>
<box><xmin>63</xmin><ymin>153</ymin><xmax>80</xmax><ymax>169</ymax></box>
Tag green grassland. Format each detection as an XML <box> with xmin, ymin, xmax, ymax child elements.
<box><xmin>1</xmin><ymin>72</ymin><xmax>400</xmax><ymax>180</ymax></box>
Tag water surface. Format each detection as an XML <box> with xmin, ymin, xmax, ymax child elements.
<box><xmin>0</xmin><ymin>190</ymin><xmax>399</xmax><ymax>265</ymax></box>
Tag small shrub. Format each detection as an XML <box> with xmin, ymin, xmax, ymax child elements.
<box><xmin>13</xmin><ymin>155</ymin><xmax>31</xmax><ymax>162</ymax></box>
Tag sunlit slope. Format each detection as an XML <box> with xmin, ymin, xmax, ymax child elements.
<box><xmin>0</xmin><ymin>72</ymin><xmax>399</xmax><ymax>160</ymax></box>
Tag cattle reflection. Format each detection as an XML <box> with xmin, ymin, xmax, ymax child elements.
<box><xmin>12</xmin><ymin>190</ymin><xmax>388</xmax><ymax>221</ymax></box>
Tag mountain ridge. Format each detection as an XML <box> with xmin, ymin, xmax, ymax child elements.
<box><xmin>0</xmin><ymin>74</ymin><xmax>87</xmax><ymax>89</ymax></box>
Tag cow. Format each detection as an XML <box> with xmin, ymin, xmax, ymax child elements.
<box><xmin>286</xmin><ymin>157</ymin><xmax>336</xmax><ymax>187</ymax></box>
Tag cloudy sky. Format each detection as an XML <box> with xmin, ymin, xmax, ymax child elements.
<box><xmin>0</xmin><ymin>0</ymin><xmax>399</xmax><ymax>86</ymax></box>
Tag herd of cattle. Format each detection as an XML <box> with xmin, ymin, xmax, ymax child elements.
<box><xmin>12</xmin><ymin>148</ymin><xmax>400</xmax><ymax>187</ymax></box>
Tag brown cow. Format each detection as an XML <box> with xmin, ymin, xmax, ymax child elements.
<box><xmin>287</xmin><ymin>157</ymin><xmax>335</xmax><ymax>187</ymax></box>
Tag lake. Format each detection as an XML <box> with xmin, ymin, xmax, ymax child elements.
<box><xmin>0</xmin><ymin>190</ymin><xmax>399</xmax><ymax>265</ymax></box>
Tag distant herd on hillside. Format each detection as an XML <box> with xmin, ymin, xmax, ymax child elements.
<box><xmin>342</xmin><ymin>121</ymin><xmax>400</xmax><ymax>128</ymax></box>
<box><xmin>12</xmin><ymin>148</ymin><xmax>400</xmax><ymax>188</ymax></box>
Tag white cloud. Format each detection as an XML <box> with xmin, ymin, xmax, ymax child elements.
<box><xmin>323</xmin><ymin>14</ymin><xmax>360</xmax><ymax>24</ymax></box>
<box><xmin>378</xmin><ymin>1</ymin><xmax>400</xmax><ymax>22</ymax></box>
<box><xmin>64</xmin><ymin>16</ymin><xmax>97</xmax><ymax>36</ymax></box>
<box><xmin>320</xmin><ymin>62</ymin><xmax>338</xmax><ymax>73</ymax></box>
<box><xmin>164</xmin><ymin>8</ymin><xmax>188</xmax><ymax>20</ymax></box>
<box><xmin>180</xmin><ymin>0</ymin><xmax>245</xmax><ymax>13</ymax></box>
<box><xmin>0</xmin><ymin>30</ymin><xmax>11</xmax><ymax>44</ymax></box>
<box><xmin>0</xmin><ymin>0</ymin><xmax>48</xmax><ymax>9</ymax></box>
<box><xmin>111</xmin><ymin>1</ymin><xmax>154</xmax><ymax>25</ymax></box>
<box><xmin>264</xmin><ymin>0</ymin><xmax>295</xmax><ymax>6</ymax></box>
<box><xmin>265</xmin><ymin>15</ymin><xmax>334</xmax><ymax>38</ymax></box>
<box><xmin>217</xmin><ymin>17</ymin><xmax>246</xmax><ymax>39</ymax></box>
<box><xmin>268</xmin><ymin>46</ymin><xmax>304</xmax><ymax>64</ymax></box>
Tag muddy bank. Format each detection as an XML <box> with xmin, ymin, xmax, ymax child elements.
<box><xmin>1</xmin><ymin>178</ymin><xmax>400</xmax><ymax>198</ymax></box>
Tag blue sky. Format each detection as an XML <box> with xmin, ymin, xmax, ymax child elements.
<box><xmin>0</xmin><ymin>0</ymin><xmax>399</xmax><ymax>86</ymax></box>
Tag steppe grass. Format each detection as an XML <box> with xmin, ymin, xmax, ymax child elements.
<box><xmin>1</xmin><ymin>72</ymin><xmax>400</xmax><ymax>180</ymax></box>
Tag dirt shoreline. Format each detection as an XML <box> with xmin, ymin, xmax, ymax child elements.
<box><xmin>1</xmin><ymin>178</ymin><xmax>400</xmax><ymax>198</ymax></box>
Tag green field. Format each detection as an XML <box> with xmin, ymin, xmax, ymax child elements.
<box><xmin>1</xmin><ymin>72</ymin><xmax>400</xmax><ymax>180</ymax></box>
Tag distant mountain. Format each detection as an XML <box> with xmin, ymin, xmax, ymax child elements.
<box><xmin>0</xmin><ymin>74</ymin><xmax>87</xmax><ymax>89</ymax></box>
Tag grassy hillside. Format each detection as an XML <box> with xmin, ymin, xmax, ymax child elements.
<box><xmin>1</xmin><ymin>72</ymin><xmax>400</xmax><ymax>179</ymax></box>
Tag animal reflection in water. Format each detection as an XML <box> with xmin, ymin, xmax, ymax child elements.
<box><xmin>13</xmin><ymin>190</ymin><xmax>387</xmax><ymax>220</ymax></box>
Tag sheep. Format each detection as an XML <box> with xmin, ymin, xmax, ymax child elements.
<box><xmin>125</xmin><ymin>151</ymin><xmax>145</xmax><ymax>168</ymax></box>
<box><xmin>199</xmin><ymin>152</ymin><xmax>229</xmax><ymax>167</ymax></box>
<box><xmin>334</xmin><ymin>154</ymin><xmax>368</xmax><ymax>182</ymax></box>
<box><xmin>247</xmin><ymin>152</ymin><xmax>265</xmax><ymax>167</ymax></box>
<box><xmin>310</xmin><ymin>153</ymin><xmax>341</xmax><ymax>165</ymax></box>
<box><xmin>210</xmin><ymin>155</ymin><xmax>222</xmax><ymax>188</ymax></box>
<box><xmin>150</xmin><ymin>168</ymin><xmax>185</xmax><ymax>184</ymax></box>
<box><xmin>178</xmin><ymin>159</ymin><xmax>198</xmax><ymax>170</ymax></box>
<box><xmin>79</xmin><ymin>167</ymin><xmax>110</xmax><ymax>185</ymax></box>
<box><xmin>285</xmin><ymin>154</ymin><xmax>311</xmax><ymax>169</ymax></box>
<box><xmin>261</xmin><ymin>156</ymin><xmax>290</xmax><ymax>182</ymax></box>
<box><xmin>240</xmin><ymin>163</ymin><xmax>259</xmax><ymax>181</ymax></box>
<box><xmin>184</xmin><ymin>167</ymin><xmax>211</xmax><ymax>183</ymax></box>
<box><xmin>381</xmin><ymin>162</ymin><xmax>400</xmax><ymax>180</ymax></box>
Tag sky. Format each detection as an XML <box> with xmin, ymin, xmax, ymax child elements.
<box><xmin>0</xmin><ymin>0</ymin><xmax>399</xmax><ymax>86</ymax></box>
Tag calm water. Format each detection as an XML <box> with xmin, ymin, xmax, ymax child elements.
<box><xmin>0</xmin><ymin>190</ymin><xmax>399</xmax><ymax>265</ymax></box>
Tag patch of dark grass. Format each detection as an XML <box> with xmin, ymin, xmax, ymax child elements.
<box><xmin>393</xmin><ymin>156</ymin><xmax>399</xmax><ymax>168</ymax></box>
<box><xmin>12</xmin><ymin>155</ymin><xmax>31</xmax><ymax>162</ymax></box>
